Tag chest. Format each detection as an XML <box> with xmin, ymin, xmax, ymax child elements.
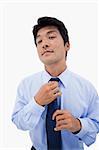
<box><xmin>60</xmin><ymin>87</ymin><xmax>89</xmax><ymax>118</ymax></box>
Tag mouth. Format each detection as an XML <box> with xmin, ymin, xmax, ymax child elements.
<box><xmin>42</xmin><ymin>50</ymin><xmax>54</xmax><ymax>56</ymax></box>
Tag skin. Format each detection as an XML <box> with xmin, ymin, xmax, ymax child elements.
<box><xmin>34</xmin><ymin>26</ymin><xmax>81</xmax><ymax>133</ymax></box>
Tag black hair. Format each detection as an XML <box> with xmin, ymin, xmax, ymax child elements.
<box><xmin>32</xmin><ymin>16</ymin><xmax>69</xmax><ymax>57</ymax></box>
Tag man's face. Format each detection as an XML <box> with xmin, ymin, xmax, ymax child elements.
<box><xmin>36</xmin><ymin>26</ymin><xmax>70</xmax><ymax>66</ymax></box>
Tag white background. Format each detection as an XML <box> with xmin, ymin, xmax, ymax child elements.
<box><xmin>0</xmin><ymin>1</ymin><xmax>99</xmax><ymax>150</ymax></box>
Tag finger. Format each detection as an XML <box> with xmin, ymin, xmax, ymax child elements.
<box><xmin>56</xmin><ymin>119</ymin><xmax>67</xmax><ymax>127</ymax></box>
<box><xmin>55</xmin><ymin>123</ymin><xmax>73</xmax><ymax>132</ymax></box>
<box><xmin>49</xmin><ymin>81</ymin><xmax>58</xmax><ymax>85</ymax></box>
<box><xmin>49</xmin><ymin>82</ymin><xmax>59</xmax><ymax>90</ymax></box>
<box><xmin>52</xmin><ymin>110</ymin><xmax>64</xmax><ymax>120</ymax></box>
<box><xmin>53</xmin><ymin>91</ymin><xmax>62</xmax><ymax>99</ymax></box>
<box><xmin>56</xmin><ymin>114</ymin><xmax>66</xmax><ymax>121</ymax></box>
<box><xmin>53</xmin><ymin>109</ymin><xmax>72</xmax><ymax>120</ymax></box>
<box><xmin>54</xmin><ymin>124</ymin><xmax>69</xmax><ymax>131</ymax></box>
<box><xmin>52</xmin><ymin>87</ymin><xmax>60</xmax><ymax>94</ymax></box>
<box><xmin>48</xmin><ymin>81</ymin><xmax>55</xmax><ymax>86</ymax></box>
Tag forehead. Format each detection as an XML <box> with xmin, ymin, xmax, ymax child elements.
<box><xmin>37</xmin><ymin>26</ymin><xmax>60</xmax><ymax>38</ymax></box>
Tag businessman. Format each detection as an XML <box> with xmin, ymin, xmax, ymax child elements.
<box><xmin>12</xmin><ymin>16</ymin><xmax>99</xmax><ymax>150</ymax></box>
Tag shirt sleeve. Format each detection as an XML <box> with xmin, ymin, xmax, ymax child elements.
<box><xmin>12</xmin><ymin>80</ymin><xmax>45</xmax><ymax>131</ymax></box>
<box><xmin>75</xmin><ymin>87</ymin><xmax>99</xmax><ymax>146</ymax></box>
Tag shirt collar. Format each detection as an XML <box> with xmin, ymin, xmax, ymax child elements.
<box><xmin>42</xmin><ymin>68</ymin><xmax>71</xmax><ymax>88</ymax></box>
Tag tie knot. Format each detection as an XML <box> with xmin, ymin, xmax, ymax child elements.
<box><xmin>49</xmin><ymin>78</ymin><xmax>60</xmax><ymax>82</ymax></box>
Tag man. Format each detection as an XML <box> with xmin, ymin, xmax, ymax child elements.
<box><xmin>12</xmin><ymin>16</ymin><xmax>99</xmax><ymax>150</ymax></box>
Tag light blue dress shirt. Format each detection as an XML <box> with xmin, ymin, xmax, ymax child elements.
<box><xmin>12</xmin><ymin>69</ymin><xmax>99</xmax><ymax>150</ymax></box>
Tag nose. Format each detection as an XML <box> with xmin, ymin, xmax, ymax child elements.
<box><xmin>42</xmin><ymin>44</ymin><xmax>49</xmax><ymax>49</ymax></box>
<box><xmin>42</xmin><ymin>39</ymin><xmax>50</xmax><ymax>49</ymax></box>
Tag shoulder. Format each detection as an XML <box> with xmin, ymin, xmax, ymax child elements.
<box><xmin>69</xmin><ymin>70</ymin><xmax>97</xmax><ymax>94</ymax></box>
<box><xmin>18</xmin><ymin>71</ymin><xmax>44</xmax><ymax>88</ymax></box>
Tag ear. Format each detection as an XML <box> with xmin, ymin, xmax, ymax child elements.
<box><xmin>65</xmin><ymin>42</ymin><xmax>70</xmax><ymax>52</ymax></box>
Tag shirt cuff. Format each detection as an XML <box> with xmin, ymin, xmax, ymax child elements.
<box><xmin>74</xmin><ymin>118</ymin><xmax>88</xmax><ymax>139</ymax></box>
<box><xmin>24</xmin><ymin>97</ymin><xmax>45</xmax><ymax>115</ymax></box>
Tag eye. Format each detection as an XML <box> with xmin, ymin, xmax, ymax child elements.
<box><xmin>37</xmin><ymin>40</ymin><xmax>42</xmax><ymax>44</ymax></box>
<box><xmin>49</xmin><ymin>36</ymin><xmax>56</xmax><ymax>39</ymax></box>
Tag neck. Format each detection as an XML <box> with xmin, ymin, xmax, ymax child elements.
<box><xmin>45</xmin><ymin>62</ymin><xmax>67</xmax><ymax>77</ymax></box>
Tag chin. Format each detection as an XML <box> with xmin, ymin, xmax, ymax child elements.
<box><xmin>41</xmin><ymin>59</ymin><xmax>56</xmax><ymax>65</ymax></box>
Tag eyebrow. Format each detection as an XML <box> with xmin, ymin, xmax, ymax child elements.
<box><xmin>36</xmin><ymin>30</ymin><xmax>57</xmax><ymax>39</ymax></box>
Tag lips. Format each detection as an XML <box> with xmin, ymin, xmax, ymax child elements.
<box><xmin>42</xmin><ymin>50</ymin><xmax>54</xmax><ymax>56</ymax></box>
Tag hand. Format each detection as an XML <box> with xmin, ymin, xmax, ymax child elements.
<box><xmin>34</xmin><ymin>81</ymin><xmax>61</xmax><ymax>106</ymax></box>
<box><xmin>52</xmin><ymin>110</ymin><xmax>82</xmax><ymax>133</ymax></box>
